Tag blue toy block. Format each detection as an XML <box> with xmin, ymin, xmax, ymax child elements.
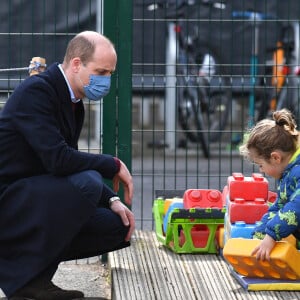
<box><xmin>163</xmin><ymin>201</ymin><xmax>184</xmax><ymax>233</ymax></box>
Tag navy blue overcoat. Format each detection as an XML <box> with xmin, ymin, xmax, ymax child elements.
<box><xmin>0</xmin><ymin>63</ymin><xmax>119</xmax><ymax>296</ymax></box>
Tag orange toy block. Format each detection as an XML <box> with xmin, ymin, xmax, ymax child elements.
<box><xmin>183</xmin><ymin>189</ymin><xmax>223</xmax><ymax>209</ymax></box>
<box><xmin>228</xmin><ymin>173</ymin><xmax>269</xmax><ymax>201</ymax></box>
<box><xmin>223</xmin><ymin>238</ymin><xmax>300</xmax><ymax>280</ymax></box>
<box><xmin>216</xmin><ymin>226</ymin><xmax>225</xmax><ymax>249</ymax></box>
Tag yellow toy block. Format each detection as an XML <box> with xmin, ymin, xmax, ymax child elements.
<box><xmin>223</xmin><ymin>238</ymin><xmax>300</xmax><ymax>280</ymax></box>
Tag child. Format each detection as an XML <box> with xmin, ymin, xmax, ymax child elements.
<box><xmin>239</xmin><ymin>109</ymin><xmax>300</xmax><ymax>261</ymax></box>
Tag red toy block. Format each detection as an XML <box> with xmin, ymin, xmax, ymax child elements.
<box><xmin>180</xmin><ymin>224</ymin><xmax>224</xmax><ymax>249</ymax></box>
<box><xmin>268</xmin><ymin>190</ymin><xmax>277</xmax><ymax>203</ymax></box>
<box><xmin>222</xmin><ymin>185</ymin><xmax>228</xmax><ymax>206</ymax></box>
<box><xmin>228</xmin><ymin>197</ymin><xmax>269</xmax><ymax>223</ymax></box>
<box><xmin>183</xmin><ymin>189</ymin><xmax>223</xmax><ymax>209</ymax></box>
<box><xmin>179</xmin><ymin>225</ymin><xmax>210</xmax><ymax>248</ymax></box>
<box><xmin>228</xmin><ymin>173</ymin><xmax>268</xmax><ymax>201</ymax></box>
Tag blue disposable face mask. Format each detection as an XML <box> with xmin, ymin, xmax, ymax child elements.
<box><xmin>83</xmin><ymin>75</ymin><xmax>111</xmax><ymax>101</ymax></box>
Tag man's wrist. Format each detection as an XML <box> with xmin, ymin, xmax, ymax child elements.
<box><xmin>109</xmin><ymin>196</ymin><xmax>121</xmax><ymax>207</ymax></box>
<box><xmin>113</xmin><ymin>157</ymin><xmax>121</xmax><ymax>172</ymax></box>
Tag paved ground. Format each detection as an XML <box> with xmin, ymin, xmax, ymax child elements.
<box><xmin>0</xmin><ymin>257</ymin><xmax>111</xmax><ymax>300</ymax></box>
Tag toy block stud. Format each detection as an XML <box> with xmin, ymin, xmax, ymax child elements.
<box><xmin>183</xmin><ymin>189</ymin><xmax>223</xmax><ymax>209</ymax></box>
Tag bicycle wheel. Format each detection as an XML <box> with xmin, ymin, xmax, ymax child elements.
<box><xmin>177</xmin><ymin>47</ymin><xmax>231</xmax><ymax>151</ymax></box>
<box><xmin>177</xmin><ymin>75</ymin><xmax>210</xmax><ymax>158</ymax></box>
<box><xmin>195</xmin><ymin>47</ymin><xmax>231</xmax><ymax>141</ymax></box>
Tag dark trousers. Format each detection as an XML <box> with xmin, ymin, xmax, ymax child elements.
<box><xmin>37</xmin><ymin>170</ymin><xmax>130</xmax><ymax>282</ymax></box>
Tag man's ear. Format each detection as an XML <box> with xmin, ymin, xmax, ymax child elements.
<box><xmin>270</xmin><ymin>151</ymin><xmax>282</xmax><ymax>164</ymax></box>
<box><xmin>71</xmin><ymin>57</ymin><xmax>81</xmax><ymax>73</ymax></box>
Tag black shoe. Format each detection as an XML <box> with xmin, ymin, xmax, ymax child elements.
<box><xmin>9</xmin><ymin>280</ymin><xmax>84</xmax><ymax>300</ymax></box>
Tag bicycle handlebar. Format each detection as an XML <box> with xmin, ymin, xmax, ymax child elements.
<box><xmin>146</xmin><ymin>0</ymin><xmax>225</xmax><ymax>19</ymax></box>
<box><xmin>232</xmin><ymin>11</ymin><xmax>275</xmax><ymax>21</ymax></box>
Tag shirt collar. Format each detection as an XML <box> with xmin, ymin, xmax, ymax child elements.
<box><xmin>289</xmin><ymin>147</ymin><xmax>300</xmax><ymax>164</ymax></box>
<box><xmin>58</xmin><ymin>64</ymin><xmax>81</xmax><ymax>103</ymax></box>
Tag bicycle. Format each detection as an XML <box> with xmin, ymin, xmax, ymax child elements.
<box><xmin>176</xmin><ymin>41</ymin><xmax>231</xmax><ymax>158</ymax></box>
<box><xmin>232</xmin><ymin>10</ymin><xmax>275</xmax><ymax>127</ymax></box>
<box><xmin>158</xmin><ymin>0</ymin><xmax>231</xmax><ymax>158</ymax></box>
<box><xmin>231</xmin><ymin>13</ymin><xmax>300</xmax><ymax>126</ymax></box>
<box><xmin>267</xmin><ymin>22</ymin><xmax>300</xmax><ymax>121</ymax></box>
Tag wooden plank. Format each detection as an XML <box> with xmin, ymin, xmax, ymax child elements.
<box><xmin>140</xmin><ymin>230</ymin><xmax>195</xmax><ymax>300</ymax></box>
<box><xmin>110</xmin><ymin>230</ymin><xmax>300</xmax><ymax>300</ymax></box>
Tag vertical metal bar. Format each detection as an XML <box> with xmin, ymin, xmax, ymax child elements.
<box><xmin>165</xmin><ymin>23</ymin><xmax>177</xmax><ymax>151</ymax></box>
<box><xmin>115</xmin><ymin>0</ymin><xmax>132</xmax><ymax>175</ymax></box>
<box><xmin>102</xmin><ymin>0</ymin><xmax>117</xmax><ymax>154</ymax></box>
<box><xmin>95</xmin><ymin>0</ymin><xmax>103</xmax><ymax>144</ymax></box>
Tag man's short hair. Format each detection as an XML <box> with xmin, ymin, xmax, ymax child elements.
<box><xmin>64</xmin><ymin>35</ymin><xmax>95</xmax><ymax>65</ymax></box>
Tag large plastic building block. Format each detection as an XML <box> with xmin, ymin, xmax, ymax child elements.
<box><xmin>183</xmin><ymin>189</ymin><xmax>223</xmax><ymax>209</ymax></box>
<box><xmin>227</xmin><ymin>197</ymin><xmax>269</xmax><ymax>223</ymax></box>
<box><xmin>222</xmin><ymin>185</ymin><xmax>228</xmax><ymax>206</ymax></box>
<box><xmin>224</xmin><ymin>212</ymin><xmax>256</xmax><ymax>244</ymax></box>
<box><xmin>228</xmin><ymin>173</ymin><xmax>269</xmax><ymax>201</ymax></box>
<box><xmin>268</xmin><ymin>191</ymin><xmax>277</xmax><ymax>203</ymax></box>
<box><xmin>179</xmin><ymin>225</ymin><xmax>210</xmax><ymax>248</ymax></box>
<box><xmin>179</xmin><ymin>224</ymin><xmax>224</xmax><ymax>249</ymax></box>
<box><xmin>163</xmin><ymin>199</ymin><xmax>184</xmax><ymax>233</ymax></box>
<box><xmin>225</xmin><ymin>217</ymin><xmax>257</xmax><ymax>240</ymax></box>
<box><xmin>223</xmin><ymin>238</ymin><xmax>300</xmax><ymax>280</ymax></box>
<box><xmin>163</xmin><ymin>197</ymin><xmax>183</xmax><ymax>214</ymax></box>
<box><xmin>216</xmin><ymin>226</ymin><xmax>225</xmax><ymax>249</ymax></box>
<box><xmin>283</xmin><ymin>235</ymin><xmax>297</xmax><ymax>248</ymax></box>
<box><xmin>153</xmin><ymin>198</ymin><xmax>225</xmax><ymax>254</ymax></box>
<box><xmin>223</xmin><ymin>185</ymin><xmax>276</xmax><ymax>207</ymax></box>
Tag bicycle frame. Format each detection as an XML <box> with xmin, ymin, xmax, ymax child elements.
<box><xmin>147</xmin><ymin>1</ymin><xmax>231</xmax><ymax>157</ymax></box>
<box><xmin>269</xmin><ymin>23</ymin><xmax>299</xmax><ymax>115</ymax></box>
<box><xmin>232</xmin><ymin>11</ymin><xmax>274</xmax><ymax>127</ymax></box>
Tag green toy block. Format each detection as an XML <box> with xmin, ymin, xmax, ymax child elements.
<box><xmin>153</xmin><ymin>198</ymin><xmax>226</xmax><ymax>254</ymax></box>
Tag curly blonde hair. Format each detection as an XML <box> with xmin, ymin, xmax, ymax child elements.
<box><xmin>240</xmin><ymin>109</ymin><xmax>299</xmax><ymax>161</ymax></box>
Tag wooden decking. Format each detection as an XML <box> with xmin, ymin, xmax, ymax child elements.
<box><xmin>109</xmin><ymin>230</ymin><xmax>300</xmax><ymax>300</ymax></box>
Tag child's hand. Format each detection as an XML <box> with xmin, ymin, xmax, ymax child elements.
<box><xmin>251</xmin><ymin>234</ymin><xmax>276</xmax><ymax>261</ymax></box>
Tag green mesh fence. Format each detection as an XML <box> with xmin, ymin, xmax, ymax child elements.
<box><xmin>132</xmin><ymin>0</ymin><xmax>300</xmax><ymax>229</ymax></box>
<box><xmin>0</xmin><ymin>0</ymin><xmax>100</xmax><ymax>152</ymax></box>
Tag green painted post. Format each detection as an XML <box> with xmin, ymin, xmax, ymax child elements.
<box><xmin>103</xmin><ymin>0</ymin><xmax>132</xmax><ymax>180</ymax></box>
<box><xmin>101</xmin><ymin>0</ymin><xmax>132</xmax><ymax>263</ymax></box>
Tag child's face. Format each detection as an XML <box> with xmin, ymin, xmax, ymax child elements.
<box><xmin>249</xmin><ymin>149</ymin><xmax>288</xmax><ymax>179</ymax></box>
<box><xmin>252</xmin><ymin>156</ymin><xmax>281</xmax><ymax>179</ymax></box>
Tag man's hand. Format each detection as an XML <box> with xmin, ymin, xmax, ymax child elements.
<box><xmin>110</xmin><ymin>200</ymin><xmax>135</xmax><ymax>242</ymax></box>
<box><xmin>112</xmin><ymin>160</ymin><xmax>133</xmax><ymax>205</ymax></box>
<box><xmin>251</xmin><ymin>234</ymin><xmax>276</xmax><ymax>261</ymax></box>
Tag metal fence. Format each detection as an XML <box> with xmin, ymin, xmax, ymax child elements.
<box><xmin>132</xmin><ymin>0</ymin><xmax>300</xmax><ymax>229</ymax></box>
<box><xmin>0</xmin><ymin>0</ymin><xmax>100</xmax><ymax>149</ymax></box>
<box><xmin>1</xmin><ymin>0</ymin><xmax>300</xmax><ymax>231</ymax></box>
